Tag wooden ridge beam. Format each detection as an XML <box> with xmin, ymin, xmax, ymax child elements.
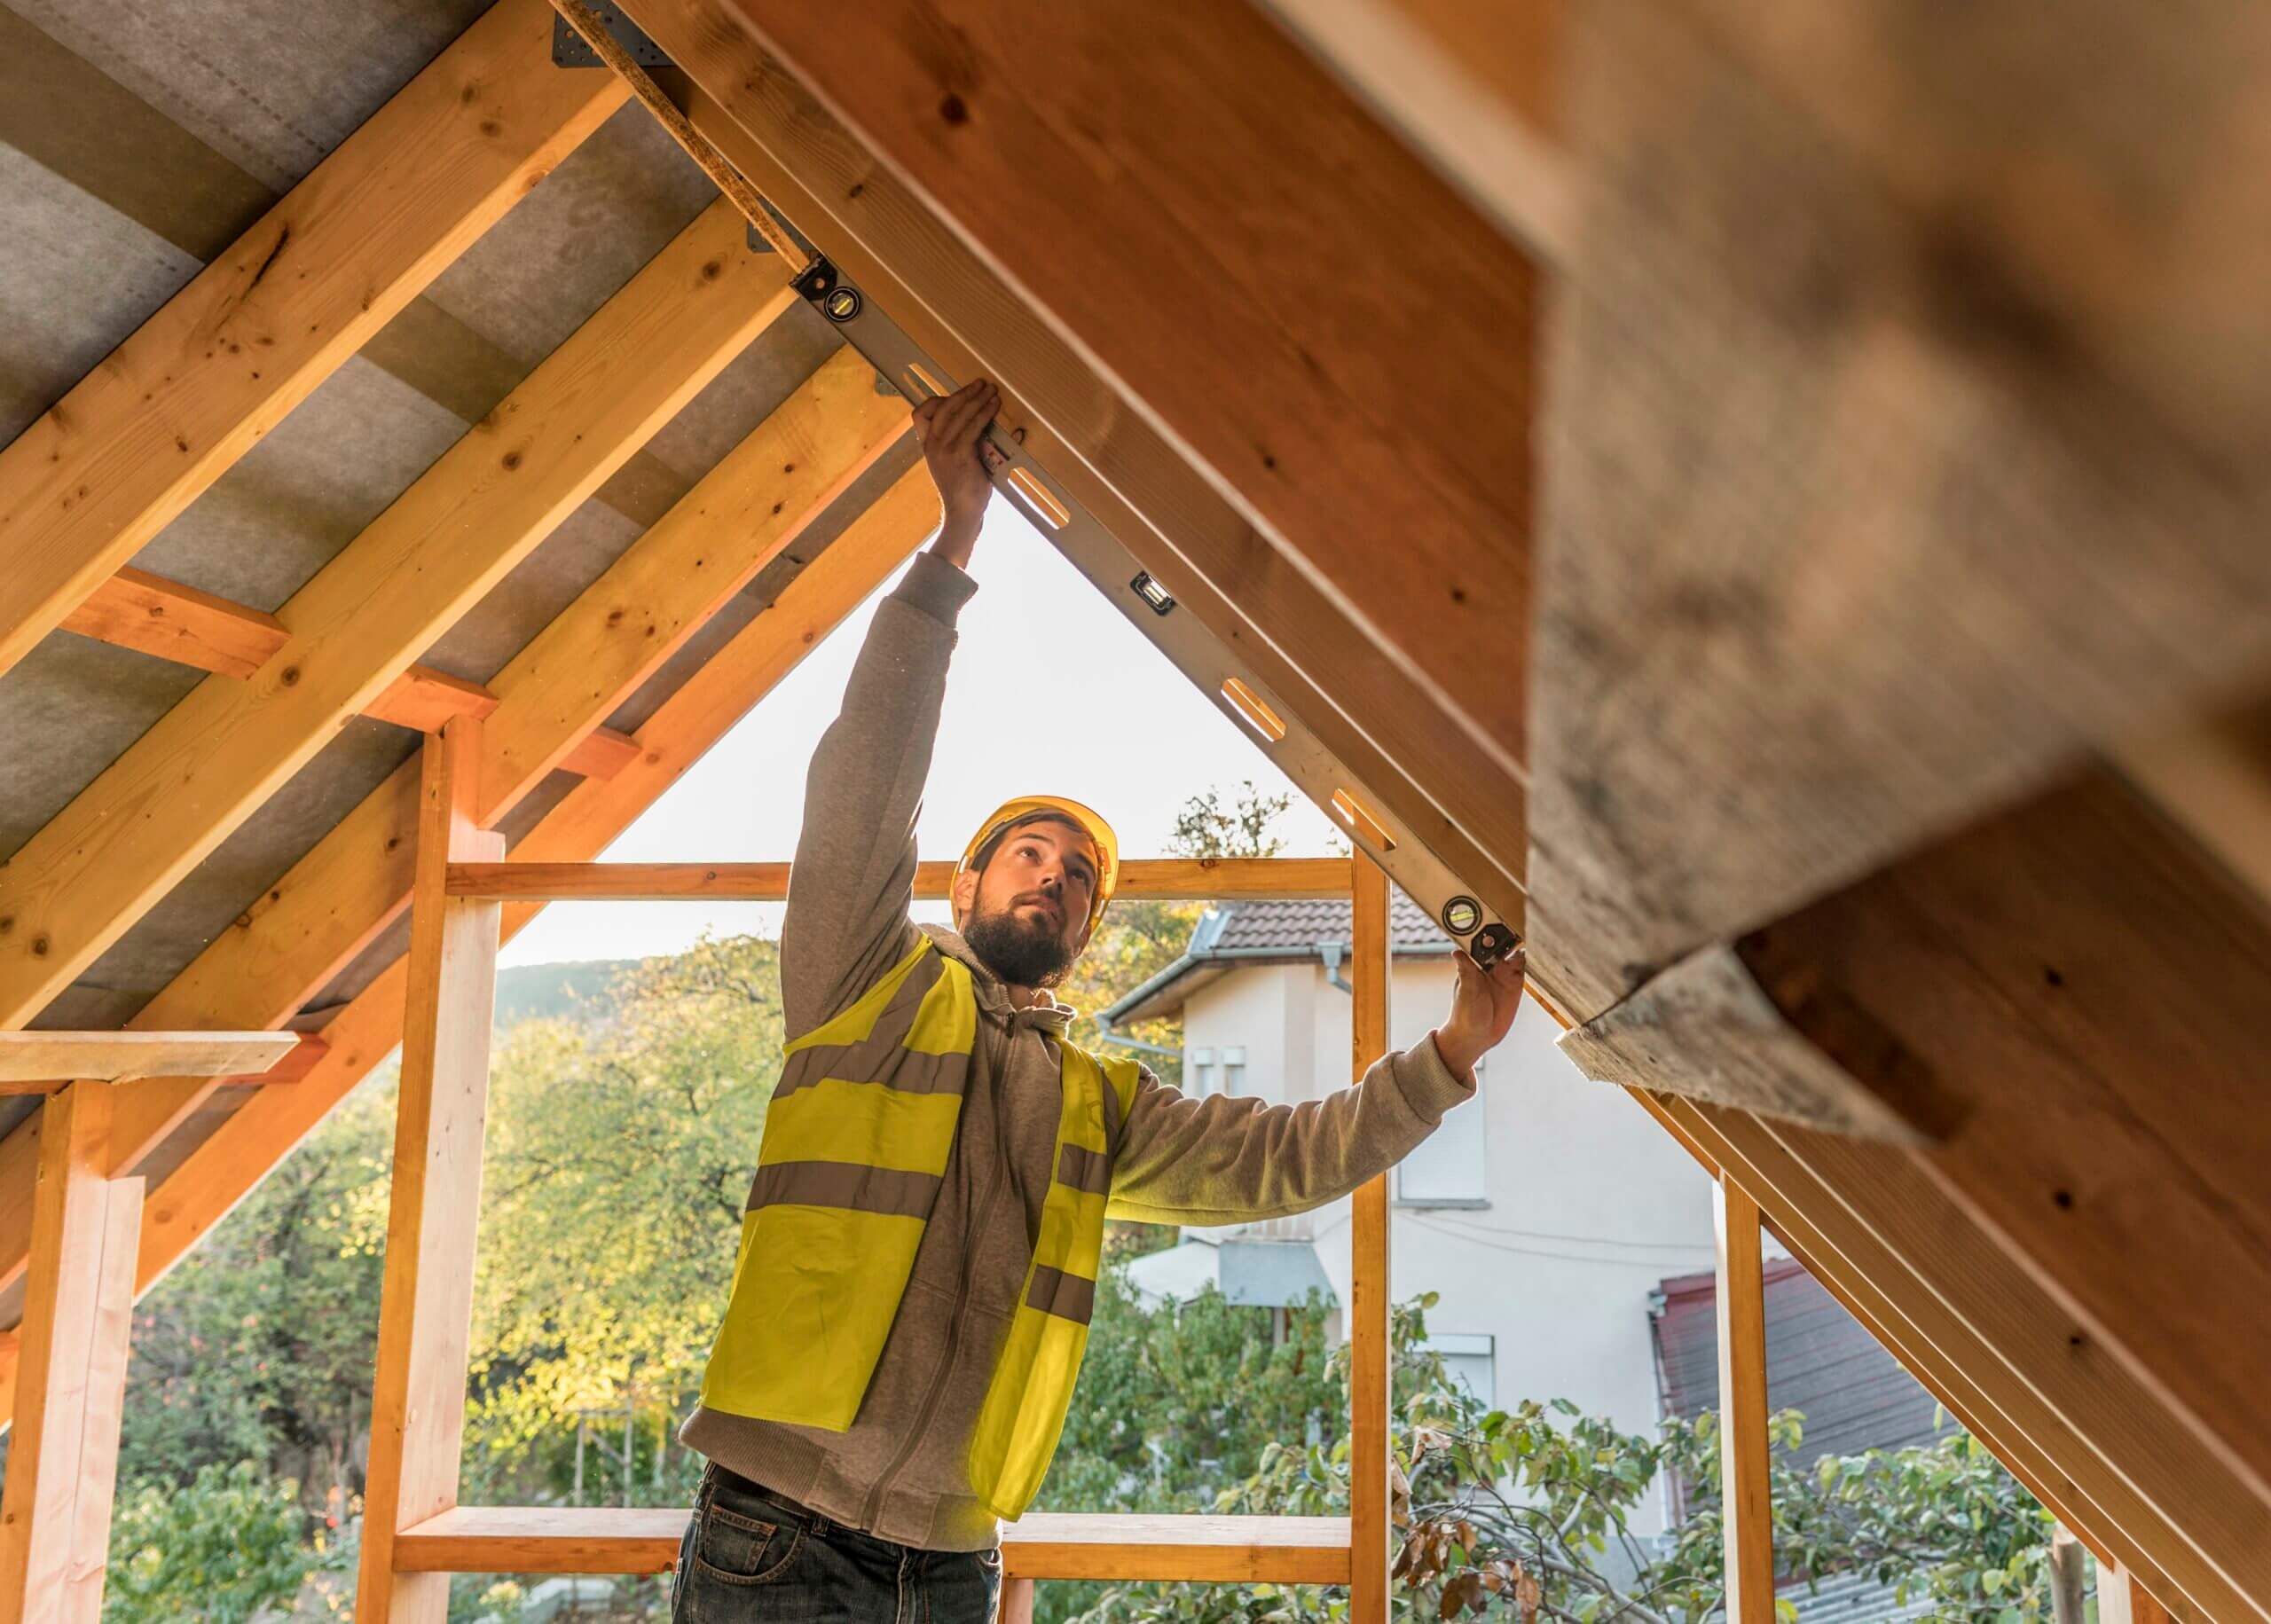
<box><xmin>1648</xmin><ymin>1093</ymin><xmax>2270</xmax><ymax>1624</ymax></box>
<box><xmin>391</xmin><ymin>1506</ymin><xmax>1352</xmax><ymax>1582</ymax></box>
<box><xmin>0</xmin><ymin>347</ymin><xmax>909</xmax><ymax>1296</ymax></box>
<box><xmin>62</xmin><ymin>573</ymin><xmax>639</xmax><ymax>773</ymax></box>
<box><xmin>641</xmin><ymin>3</ymin><xmax>1532</xmax><ymax>935</ymax></box>
<box><xmin>444</xmin><ymin>856</ymin><xmax>1355</xmax><ymax>901</ymax></box>
<box><xmin>0</xmin><ymin>0</ymin><xmax>628</xmax><ymax>679</ymax></box>
<box><xmin>0</xmin><ymin>199</ymin><xmax>790</xmax><ymax>1033</ymax></box>
<box><xmin>0</xmin><ymin>467</ymin><xmax>942</xmax><ymax>1432</ymax></box>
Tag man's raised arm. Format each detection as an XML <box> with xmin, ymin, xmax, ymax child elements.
<box><xmin>778</xmin><ymin>380</ymin><xmax>1002</xmax><ymax>1033</ymax></box>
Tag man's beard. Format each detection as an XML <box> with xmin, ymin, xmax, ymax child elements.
<box><xmin>963</xmin><ymin>904</ymin><xmax>1077</xmax><ymax>989</ymax></box>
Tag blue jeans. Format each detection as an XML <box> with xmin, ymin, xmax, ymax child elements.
<box><xmin>671</xmin><ymin>1464</ymin><xmax>1002</xmax><ymax>1623</ymax></box>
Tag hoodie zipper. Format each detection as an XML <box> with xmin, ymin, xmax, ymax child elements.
<box><xmin>859</xmin><ymin>1016</ymin><xmax>1017</xmax><ymax>1532</ymax></box>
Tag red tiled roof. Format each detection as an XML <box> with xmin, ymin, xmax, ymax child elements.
<box><xmin>1206</xmin><ymin>891</ymin><xmax>1452</xmax><ymax>953</ymax></box>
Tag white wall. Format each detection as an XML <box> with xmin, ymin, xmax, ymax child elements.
<box><xmin>1177</xmin><ymin>958</ymin><xmax>1719</xmax><ymax>1534</ymax></box>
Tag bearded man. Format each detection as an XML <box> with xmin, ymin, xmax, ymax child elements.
<box><xmin>672</xmin><ymin>378</ymin><xmax>1527</xmax><ymax>1621</ymax></box>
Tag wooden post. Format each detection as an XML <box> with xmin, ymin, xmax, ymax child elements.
<box><xmin>0</xmin><ymin>1081</ymin><xmax>145</xmax><ymax>1622</ymax></box>
<box><xmin>1000</xmin><ymin>1576</ymin><xmax>1037</xmax><ymax>1624</ymax></box>
<box><xmin>2046</xmin><ymin>1526</ymin><xmax>2086</xmax><ymax>1624</ymax></box>
<box><xmin>356</xmin><ymin>718</ymin><xmax>506</xmax><ymax>1621</ymax></box>
<box><xmin>2099</xmin><ymin>1561</ymin><xmax>2177</xmax><ymax>1624</ymax></box>
<box><xmin>1348</xmin><ymin>853</ymin><xmax>1393</xmax><ymax>1624</ymax></box>
<box><xmin>1714</xmin><ymin>1179</ymin><xmax>1773</xmax><ymax>1624</ymax></box>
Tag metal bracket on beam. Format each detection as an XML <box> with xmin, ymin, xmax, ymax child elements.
<box><xmin>551</xmin><ymin>5</ymin><xmax>669</xmax><ymax>67</ymax></box>
<box><xmin>745</xmin><ymin>201</ymin><xmax>819</xmax><ymax>264</ymax></box>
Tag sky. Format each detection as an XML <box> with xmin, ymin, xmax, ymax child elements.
<box><xmin>500</xmin><ymin>501</ymin><xmax>1347</xmax><ymax>968</ymax></box>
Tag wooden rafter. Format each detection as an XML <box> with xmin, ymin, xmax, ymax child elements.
<box><xmin>1257</xmin><ymin>0</ymin><xmax>1571</xmax><ymax>260</ymax></box>
<box><xmin>0</xmin><ymin>0</ymin><xmax>627</xmax><ymax>680</ymax></box>
<box><xmin>0</xmin><ymin>344</ymin><xmax>912</xmax><ymax>1298</ymax></box>
<box><xmin>1651</xmin><ymin>1093</ymin><xmax>2270</xmax><ymax>1623</ymax></box>
<box><xmin>0</xmin><ymin>200</ymin><xmax>792</xmax><ymax>1034</ymax></box>
<box><xmin>639</xmin><ymin>13</ymin><xmax>1528</xmax><ymax>945</ymax></box>
<box><xmin>691</xmin><ymin>0</ymin><xmax>1534</xmax><ymax>787</ymax></box>
<box><xmin>0</xmin><ymin>466</ymin><xmax>941</xmax><ymax>1432</ymax></box>
<box><xmin>1578</xmin><ymin>767</ymin><xmax>2271</xmax><ymax>1508</ymax></box>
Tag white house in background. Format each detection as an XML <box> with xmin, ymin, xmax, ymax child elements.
<box><xmin>1101</xmin><ymin>893</ymin><xmax>1719</xmax><ymax>1534</ymax></box>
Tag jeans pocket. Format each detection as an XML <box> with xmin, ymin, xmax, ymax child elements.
<box><xmin>692</xmin><ymin>1500</ymin><xmax>805</xmax><ymax>1587</ymax></box>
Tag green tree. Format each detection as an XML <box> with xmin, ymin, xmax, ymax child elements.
<box><xmin>119</xmin><ymin>1077</ymin><xmax>393</xmax><ymax>1504</ymax></box>
<box><xmin>1072</xmin><ymin>1294</ymin><xmax>2058</xmax><ymax>1624</ymax></box>
<box><xmin>105</xmin><ymin>1461</ymin><xmax>335</xmax><ymax>1623</ymax></box>
<box><xmin>468</xmin><ymin>935</ymin><xmax>789</xmax><ymax>1505</ymax></box>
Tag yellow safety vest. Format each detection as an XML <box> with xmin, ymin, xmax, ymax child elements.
<box><xmin>698</xmin><ymin>938</ymin><xmax>1142</xmax><ymax>1519</ymax></box>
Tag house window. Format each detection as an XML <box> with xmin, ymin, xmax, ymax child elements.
<box><xmin>1190</xmin><ymin>1047</ymin><xmax>1215</xmax><ymax>1097</ymax></box>
<box><xmin>1426</xmin><ymin>1333</ymin><xmax>1496</xmax><ymax>1408</ymax></box>
<box><xmin>1395</xmin><ymin>1062</ymin><xmax>1486</xmax><ymax>1205</ymax></box>
<box><xmin>1222</xmin><ymin>1045</ymin><xmax>1247</xmax><ymax>1097</ymax></box>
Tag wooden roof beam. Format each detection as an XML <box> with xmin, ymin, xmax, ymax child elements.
<box><xmin>637</xmin><ymin>0</ymin><xmax>1536</xmax><ymax>799</ymax></box>
<box><xmin>0</xmin><ymin>199</ymin><xmax>793</xmax><ymax>1032</ymax></box>
<box><xmin>61</xmin><ymin>572</ymin><xmax>640</xmax><ymax>774</ymax></box>
<box><xmin>635</xmin><ymin>19</ymin><xmax>1528</xmax><ymax>953</ymax></box>
<box><xmin>1255</xmin><ymin>0</ymin><xmax>1573</xmax><ymax>262</ymax></box>
<box><xmin>1651</xmin><ymin>1093</ymin><xmax>2270</xmax><ymax>1624</ymax></box>
<box><xmin>1568</xmin><ymin>765</ymin><xmax>2271</xmax><ymax>1558</ymax></box>
<box><xmin>0</xmin><ymin>358</ymin><xmax>915</xmax><ymax>1302</ymax></box>
<box><xmin>0</xmin><ymin>1032</ymin><xmax>303</xmax><ymax>1091</ymax></box>
<box><xmin>0</xmin><ymin>0</ymin><xmax>628</xmax><ymax>679</ymax></box>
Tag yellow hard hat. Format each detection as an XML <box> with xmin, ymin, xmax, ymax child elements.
<box><xmin>955</xmin><ymin>796</ymin><xmax>1120</xmax><ymax>937</ymax></box>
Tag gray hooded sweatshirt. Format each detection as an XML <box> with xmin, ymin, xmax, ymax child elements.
<box><xmin>680</xmin><ymin>551</ymin><xmax>1474</xmax><ymax>1549</ymax></box>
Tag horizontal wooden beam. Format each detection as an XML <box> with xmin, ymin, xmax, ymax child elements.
<box><xmin>61</xmin><ymin>572</ymin><xmax>641</xmax><ymax>774</ymax></box>
<box><xmin>0</xmin><ymin>0</ymin><xmax>626</xmax><ymax>680</ymax></box>
<box><xmin>60</xmin><ymin>568</ymin><xmax>287</xmax><ymax>678</ymax></box>
<box><xmin>0</xmin><ymin>1032</ymin><xmax>300</xmax><ymax>1088</ymax></box>
<box><xmin>444</xmin><ymin>856</ymin><xmax>1355</xmax><ymax>902</ymax></box>
<box><xmin>392</xmin><ymin>1506</ymin><xmax>1352</xmax><ymax>1582</ymax></box>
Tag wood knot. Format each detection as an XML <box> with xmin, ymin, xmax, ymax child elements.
<box><xmin>939</xmin><ymin>92</ymin><xmax>970</xmax><ymax>126</ymax></box>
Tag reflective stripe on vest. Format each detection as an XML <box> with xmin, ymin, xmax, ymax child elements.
<box><xmin>695</xmin><ymin>938</ymin><xmax>1141</xmax><ymax>1520</ymax></box>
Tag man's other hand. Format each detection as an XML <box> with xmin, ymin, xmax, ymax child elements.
<box><xmin>913</xmin><ymin>377</ymin><xmax>1001</xmax><ymax>570</ymax></box>
<box><xmin>1430</xmin><ymin>945</ymin><xmax>1528</xmax><ymax>1084</ymax></box>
